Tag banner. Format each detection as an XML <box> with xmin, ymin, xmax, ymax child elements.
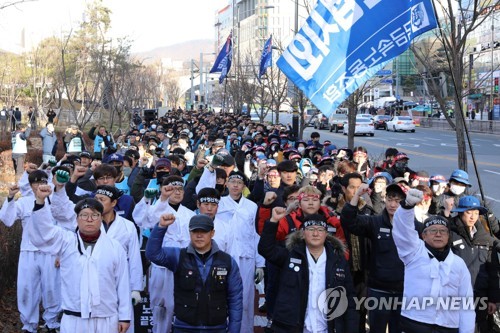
<box><xmin>210</xmin><ymin>32</ymin><xmax>233</xmax><ymax>84</ymax></box>
<box><xmin>277</xmin><ymin>0</ymin><xmax>437</xmax><ymax>117</ymax></box>
<box><xmin>258</xmin><ymin>35</ymin><xmax>273</xmax><ymax>82</ymax></box>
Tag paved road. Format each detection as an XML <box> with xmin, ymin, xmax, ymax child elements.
<box><xmin>272</xmin><ymin>113</ymin><xmax>500</xmax><ymax>218</ymax></box>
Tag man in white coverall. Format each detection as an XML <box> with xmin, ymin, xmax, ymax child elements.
<box><xmin>216</xmin><ymin>171</ymin><xmax>265</xmax><ymax>333</ymax></box>
<box><xmin>28</xmin><ymin>187</ymin><xmax>131</xmax><ymax>333</ymax></box>
<box><xmin>0</xmin><ymin>170</ymin><xmax>72</xmax><ymax>333</ymax></box>
<box><xmin>94</xmin><ymin>185</ymin><xmax>143</xmax><ymax>333</ymax></box>
<box><xmin>133</xmin><ymin>175</ymin><xmax>194</xmax><ymax>333</ymax></box>
<box><xmin>393</xmin><ymin>188</ymin><xmax>475</xmax><ymax>333</ymax></box>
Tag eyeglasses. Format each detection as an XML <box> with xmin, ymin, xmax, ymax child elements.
<box><xmin>78</xmin><ymin>213</ymin><xmax>101</xmax><ymax>220</ymax></box>
<box><xmin>172</xmin><ymin>187</ymin><xmax>184</xmax><ymax>193</ymax></box>
<box><xmin>425</xmin><ymin>228</ymin><xmax>449</xmax><ymax>235</ymax></box>
<box><xmin>97</xmin><ymin>176</ymin><xmax>115</xmax><ymax>182</ymax></box>
<box><xmin>304</xmin><ymin>227</ymin><xmax>327</xmax><ymax>233</ymax></box>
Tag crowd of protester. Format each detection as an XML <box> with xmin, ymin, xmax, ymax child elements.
<box><xmin>2</xmin><ymin>106</ymin><xmax>500</xmax><ymax>333</ymax></box>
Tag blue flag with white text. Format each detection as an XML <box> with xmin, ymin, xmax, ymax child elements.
<box><xmin>210</xmin><ymin>32</ymin><xmax>233</xmax><ymax>84</ymax></box>
<box><xmin>258</xmin><ymin>35</ymin><xmax>273</xmax><ymax>82</ymax></box>
<box><xmin>277</xmin><ymin>0</ymin><xmax>437</xmax><ymax>117</ymax></box>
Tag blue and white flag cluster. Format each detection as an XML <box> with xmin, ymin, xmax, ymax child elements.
<box><xmin>258</xmin><ymin>35</ymin><xmax>273</xmax><ymax>82</ymax></box>
<box><xmin>210</xmin><ymin>32</ymin><xmax>233</xmax><ymax>84</ymax></box>
<box><xmin>277</xmin><ymin>0</ymin><xmax>437</xmax><ymax>117</ymax></box>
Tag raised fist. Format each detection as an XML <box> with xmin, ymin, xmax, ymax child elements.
<box><xmin>144</xmin><ymin>188</ymin><xmax>159</xmax><ymax>199</ymax></box>
<box><xmin>55</xmin><ymin>170</ymin><xmax>70</xmax><ymax>184</ymax></box>
<box><xmin>159</xmin><ymin>213</ymin><xmax>176</xmax><ymax>227</ymax></box>
<box><xmin>405</xmin><ymin>189</ymin><xmax>423</xmax><ymax>207</ymax></box>
<box><xmin>8</xmin><ymin>184</ymin><xmax>20</xmax><ymax>199</ymax></box>
<box><xmin>270</xmin><ymin>206</ymin><xmax>287</xmax><ymax>223</ymax></box>
<box><xmin>263</xmin><ymin>192</ymin><xmax>277</xmax><ymax>206</ymax></box>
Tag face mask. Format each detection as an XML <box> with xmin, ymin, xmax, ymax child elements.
<box><xmin>156</xmin><ymin>171</ymin><xmax>169</xmax><ymax>184</ymax></box>
<box><xmin>394</xmin><ymin>161</ymin><xmax>407</xmax><ymax>171</ymax></box>
<box><xmin>432</xmin><ymin>184</ymin><xmax>439</xmax><ymax>193</ymax></box>
<box><xmin>215</xmin><ymin>183</ymin><xmax>225</xmax><ymax>194</ymax></box>
<box><xmin>297</xmin><ymin>147</ymin><xmax>305</xmax><ymax>153</ymax></box>
<box><xmin>374</xmin><ymin>183</ymin><xmax>385</xmax><ymax>193</ymax></box>
<box><xmin>123</xmin><ymin>166</ymin><xmax>132</xmax><ymax>177</ymax></box>
<box><xmin>302</xmin><ymin>166</ymin><xmax>311</xmax><ymax>174</ymax></box>
<box><xmin>114</xmin><ymin>166</ymin><xmax>123</xmax><ymax>174</ymax></box>
<box><xmin>450</xmin><ymin>184</ymin><xmax>466</xmax><ymax>195</ymax></box>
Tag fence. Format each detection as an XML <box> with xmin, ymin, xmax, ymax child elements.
<box><xmin>416</xmin><ymin>117</ymin><xmax>500</xmax><ymax>135</ymax></box>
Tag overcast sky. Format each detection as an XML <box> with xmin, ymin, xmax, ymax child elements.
<box><xmin>0</xmin><ymin>0</ymin><xmax>228</xmax><ymax>53</ymax></box>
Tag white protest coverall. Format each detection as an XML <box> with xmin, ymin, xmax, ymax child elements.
<box><xmin>217</xmin><ymin>195</ymin><xmax>265</xmax><ymax>333</ymax></box>
<box><xmin>392</xmin><ymin>206</ymin><xmax>475</xmax><ymax>332</ymax></box>
<box><xmin>101</xmin><ymin>214</ymin><xmax>143</xmax><ymax>333</ymax></box>
<box><xmin>134</xmin><ymin>197</ymin><xmax>194</xmax><ymax>333</ymax></box>
<box><xmin>28</xmin><ymin>202</ymin><xmax>131</xmax><ymax>332</ymax></box>
<box><xmin>0</xmin><ymin>185</ymin><xmax>73</xmax><ymax>332</ymax></box>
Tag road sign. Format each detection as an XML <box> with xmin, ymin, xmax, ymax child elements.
<box><xmin>376</xmin><ymin>69</ymin><xmax>392</xmax><ymax>76</ymax></box>
<box><xmin>381</xmin><ymin>79</ymin><xmax>393</xmax><ymax>84</ymax></box>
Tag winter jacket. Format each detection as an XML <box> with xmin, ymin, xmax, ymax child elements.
<box><xmin>341</xmin><ymin>204</ymin><xmax>423</xmax><ymax>292</ymax></box>
<box><xmin>88</xmin><ymin>126</ymin><xmax>115</xmax><ymax>153</ymax></box>
<box><xmin>146</xmin><ymin>224</ymin><xmax>243</xmax><ymax>332</ymax></box>
<box><xmin>39</xmin><ymin>128</ymin><xmax>58</xmax><ymax>155</ymax></box>
<box><xmin>449</xmin><ymin>217</ymin><xmax>500</xmax><ymax>302</ymax></box>
<box><xmin>258</xmin><ymin>222</ymin><xmax>358</xmax><ymax>333</ymax></box>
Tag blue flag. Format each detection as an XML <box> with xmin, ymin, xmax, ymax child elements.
<box><xmin>210</xmin><ymin>32</ymin><xmax>233</xmax><ymax>84</ymax></box>
<box><xmin>258</xmin><ymin>35</ymin><xmax>273</xmax><ymax>82</ymax></box>
<box><xmin>277</xmin><ymin>0</ymin><xmax>437</xmax><ymax>117</ymax></box>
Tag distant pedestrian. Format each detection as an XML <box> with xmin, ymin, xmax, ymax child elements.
<box><xmin>39</xmin><ymin>122</ymin><xmax>58</xmax><ymax>163</ymax></box>
<box><xmin>0</xmin><ymin>106</ymin><xmax>7</xmax><ymax>135</ymax></box>
<box><xmin>46</xmin><ymin>109</ymin><xmax>57</xmax><ymax>123</ymax></box>
<box><xmin>12</xmin><ymin>122</ymin><xmax>31</xmax><ymax>176</ymax></box>
<box><xmin>27</xmin><ymin>106</ymin><xmax>37</xmax><ymax>130</ymax></box>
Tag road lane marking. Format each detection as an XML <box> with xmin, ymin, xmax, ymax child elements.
<box><xmin>484</xmin><ymin>170</ymin><xmax>500</xmax><ymax>175</ymax></box>
<box><xmin>349</xmin><ymin>137</ymin><xmax>500</xmax><ymax>167</ymax></box>
<box><xmin>396</xmin><ymin>143</ymin><xmax>420</xmax><ymax>147</ymax></box>
<box><xmin>485</xmin><ymin>196</ymin><xmax>500</xmax><ymax>203</ymax></box>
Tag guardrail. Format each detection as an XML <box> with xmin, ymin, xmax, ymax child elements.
<box><xmin>416</xmin><ymin>117</ymin><xmax>500</xmax><ymax>135</ymax></box>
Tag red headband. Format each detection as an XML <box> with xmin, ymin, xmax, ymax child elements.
<box><xmin>298</xmin><ymin>193</ymin><xmax>321</xmax><ymax>201</ymax></box>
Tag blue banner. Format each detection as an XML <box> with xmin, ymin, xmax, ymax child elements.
<box><xmin>277</xmin><ymin>0</ymin><xmax>437</xmax><ymax>117</ymax></box>
<box><xmin>258</xmin><ymin>35</ymin><xmax>273</xmax><ymax>82</ymax></box>
<box><xmin>210</xmin><ymin>32</ymin><xmax>233</xmax><ymax>84</ymax></box>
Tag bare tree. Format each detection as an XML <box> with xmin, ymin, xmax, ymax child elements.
<box><xmin>411</xmin><ymin>0</ymin><xmax>500</xmax><ymax>171</ymax></box>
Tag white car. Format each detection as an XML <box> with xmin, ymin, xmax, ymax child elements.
<box><xmin>356</xmin><ymin>113</ymin><xmax>373</xmax><ymax>120</ymax></box>
<box><xmin>386</xmin><ymin>116</ymin><xmax>416</xmax><ymax>132</ymax></box>
<box><xmin>343</xmin><ymin>117</ymin><xmax>375</xmax><ymax>136</ymax></box>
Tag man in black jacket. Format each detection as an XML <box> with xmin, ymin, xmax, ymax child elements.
<box><xmin>341</xmin><ymin>182</ymin><xmax>423</xmax><ymax>333</ymax></box>
<box><xmin>259</xmin><ymin>209</ymin><xmax>358</xmax><ymax>333</ymax></box>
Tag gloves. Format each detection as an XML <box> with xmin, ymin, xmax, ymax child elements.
<box><xmin>144</xmin><ymin>188</ymin><xmax>158</xmax><ymax>199</ymax></box>
<box><xmin>405</xmin><ymin>189</ymin><xmax>423</xmax><ymax>207</ymax></box>
<box><xmin>131</xmin><ymin>291</ymin><xmax>142</xmax><ymax>306</ymax></box>
<box><xmin>255</xmin><ymin>267</ymin><xmax>264</xmax><ymax>284</ymax></box>
<box><xmin>48</xmin><ymin>158</ymin><xmax>57</xmax><ymax>167</ymax></box>
<box><xmin>55</xmin><ymin>170</ymin><xmax>70</xmax><ymax>183</ymax></box>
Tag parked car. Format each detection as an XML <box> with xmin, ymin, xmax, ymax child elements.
<box><xmin>314</xmin><ymin>113</ymin><xmax>329</xmax><ymax>129</ymax></box>
<box><xmin>357</xmin><ymin>113</ymin><xmax>373</xmax><ymax>120</ymax></box>
<box><xmin>386</xmin><ymin>116</ymin><xmax>416</xmax><ymax>132</ymax></box>
<box><xmin>343</xmin><ymin>117</ymin><xmax>374</xmax><ymax>136</ymax></box>
<box><xmin>372</xmin><ymin>115</ymin><xmax>392</xmax><ymax>130</ymax></box>
<box><xmin>329</xmin><ymin>113</ymin><xmax>348</xmax><ymax>133</ymax></box>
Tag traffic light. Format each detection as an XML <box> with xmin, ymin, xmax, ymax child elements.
<box><xmin>495</xmin><ymin>77</ymin><xmax>499</xmax><ymax>93</ymax></box>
